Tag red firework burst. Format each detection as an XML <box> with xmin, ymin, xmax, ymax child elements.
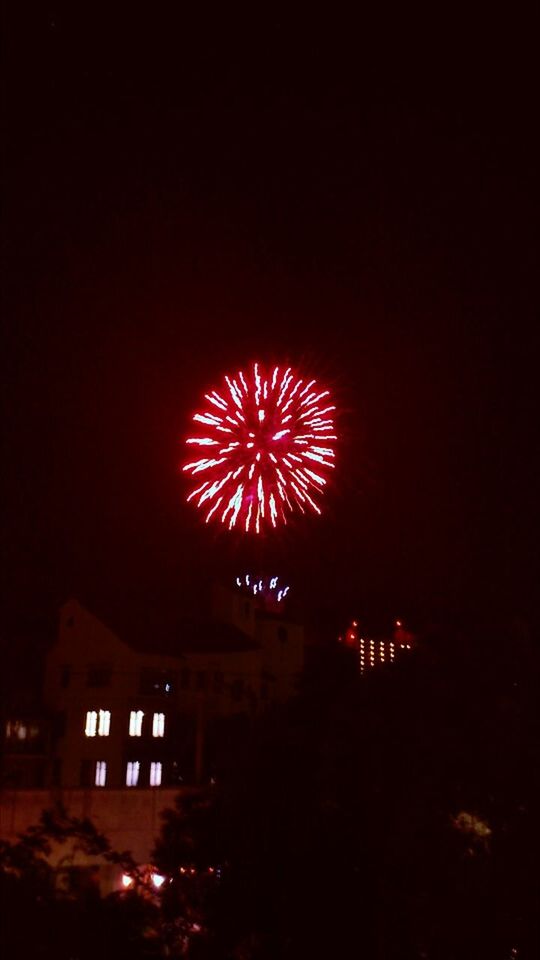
<box><xmin>183</xmin><ymin>363</ymin><xmax>337</xmax><ymax>533</ymax></box>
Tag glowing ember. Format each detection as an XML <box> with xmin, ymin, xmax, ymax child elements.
<box><xmin>183</xmin><ymin>363</ymin><xmax>337</xmax><ymax>532</ymax></box>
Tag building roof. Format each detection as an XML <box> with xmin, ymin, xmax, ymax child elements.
<box><xmin>129</xmin><ymin>618</ymin><xmax>261</xmax><ymax>656</ymax></box>
<box><xmin>69</xmin><ymin>597</ymin><xmax>261</xmax><ymax>658</ymax></box>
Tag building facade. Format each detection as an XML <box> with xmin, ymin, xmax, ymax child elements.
<box><xmin>0</xmin><ymin>583</ymin><xmax>304</xmax><ymax>890</ymax></box>
<box><xmin>33</xmin><ymin>583</ymin><xmax>304</xmax><ymax>791</ymax></box>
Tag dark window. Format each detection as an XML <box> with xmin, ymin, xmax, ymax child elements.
<box><xmin>260</xmin><ymin>680</ymin><xmax>269</xmax><ymax>700</ymax></box>
<box><xmin>244</xmin><ymin>602</ymin><xmax>250</xmax><ymax>617</ymax></box>
<box><xmin>196</xmin><ymin>671</ymin><xmax>207</xmax><ymax>691</ymax></box>
<box><xmin>180</xmin><ymin>668</ymin><xmax>191</xmax><ymax>689</ymax></box>
<box><xmin>139</xmin><ymin>670</ymin><xmax>175</xmax><ymax>696</ymax></box>
<box><xmin>278</xmin><ymin>626</ymin><xmax>288</xmax><ymax>644</ymax></box>
<box><xmin>65</xmin><ymin>616</ymin><xmax>74</xmax><ymax>628</ymax></box>
<box><xmin>170</xmin><ymin>761</ymin><xmax>185</xmax><ymax>785</ymax></box>
<box><xmin>52</xmin><ymin>758</ymin><xmax>63</xmax><ymax>786</ymax></box>
<box><xmin>80</xmin><ymin>758</ymin><xmax>93</xmax><ymax>787</ymax></box>
<box><xmin>86</xmin><ymin>665</ymin><xmax>112</xmax><ymax>687</ymax></box>
<box><xmin>58</xmin><ymin>866</ymin><xmax>99</xmax><ymax>896</ymax></box>
<box><xmin>60</xmin><ymin>665</ymin><xmax>71</xmax><ymax>688</ymax></box>
<box><xmin>213</xmin><ymin>671</ymin><xmax>224</xmax><ymax>693</ymax></box>
<box><xmin>53</xmin><ymin>711</ymin><xmax>66</xmax><ymax>739</ymax></box>
<box><xmin>231</xmin><ymin>679</ymin><xmax>244</xmax><ymax>701</ymax></box>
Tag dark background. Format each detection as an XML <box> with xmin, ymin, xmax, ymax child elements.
<box><xmin>2</xmin><ymin>7</ymin><xmax>538</xmax><ymax>642</ymax></box>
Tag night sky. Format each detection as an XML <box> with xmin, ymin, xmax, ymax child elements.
<box><xmin>2</xmin><ymin>9</ymin><xmax>538</xmax><ymax>640</ymax></box>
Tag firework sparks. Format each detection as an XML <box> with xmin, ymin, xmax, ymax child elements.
<box><xmin>235</xmin><ymin>574</ymin><xmax>291</xmax><ymax>603</ymax></box>
<box><xmin>183</xmin><ymin>363</ymin><xmax>337</xmax><ymax>532</ymax></box>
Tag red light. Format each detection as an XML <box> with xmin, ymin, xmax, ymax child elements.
<box><xmin>183</xmin><ymin>363</ymin><xmax>337</xmax><ymax>532</ymax></box>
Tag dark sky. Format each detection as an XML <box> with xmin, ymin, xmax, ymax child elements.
<box><xmin>2</xmin><ymin>9</ymin><xmax>538</xmax><ymax>637</ymax></box>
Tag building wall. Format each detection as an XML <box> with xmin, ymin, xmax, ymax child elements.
<box><xmin>1</xmin><ymin>591</ymin><xmax>305</xmax><ymax>894</ymax></box>
<box><xmin>42</xmin><ymin>596</ymin><xmax>304</xmax><ymax>789</ymax></box>
<box><xmin>0</xmin><ymin>786</ymin><xmax>194</xmax><ymax>893</ymax></box>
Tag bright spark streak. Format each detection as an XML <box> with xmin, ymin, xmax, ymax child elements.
<box><xmin>225</xmin><ymin>377</ymin><xmax>242</xmax><ymax>408</ymax></box>
<box><xmin>229</xmin><ymin>484</ymin><xmax>244</xmax><ymax>528</ymax></box>
<box><xmin>257</xmin><ymin>475</ymin><xmax>265</xmax><ymax>517</ymax></box>
<box><xmin>187</xmin><ymin>481</ymin><xmax>209</xmax><ymax>502</ymax></box>
<box><xmin>194</xmin><ymin>413</ymin><xmax>222</xmax><ymax>426</ymax></box>
<box><xmin>303</xmin><ymin>490</ymin><xmax>321</xmax><ymax>514</ymax></box>
<box><xmin>277</xmin><ymin>369</ymin><xmax>293</xmax><ymax>407</ymax></box>
<box><xmin>186</xmin><ymin>437</ymin><xmax>219</xmax><ymax>446</ymax></box>
<box><xmin>254</xmin><ymin>363</ymin><xmax>261</xmax><ymax>406</ymax></box>
<box><xmin>183</xmin><ymin>456</ymin><xmax>227</xmax><ymax>474</ymax></box>
<box><xmin>304</xmin><ymin>467</ymin><xmax>326</xmax><ymax>485</ymax></box>
<box><xmin>206</xmin><ymin>497</ymin><xmax>223</xmax><ymax>522</ymax></box>
<box><xmin>205</xmin><ymin>394</ymin><xmax>227</xmax><ymax>411</ymax></box>
<box><xmin>198</xmin><ymin>471</ymin><xmax>233</xmax><ymax>505</ymax></box>
<box><xmin>299</xmin><ymin>379</ymin><xmax>316</xmax><ymax>397</ymax></box>
<box><xmin>301</xmin><ymin>451</ymin><xmax>335</xmax><ymax>466</ymax></box>
<box><xmin>281</xmin><ymin>379</ymin><xmax>303</xmax><ymax>413</ymax></box>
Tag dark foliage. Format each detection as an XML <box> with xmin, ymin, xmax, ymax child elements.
<box><xmin>0</xmin><ymin>807</ymin><xmax>159</xmax><ymax>959</ymax></box>
<box><xmin>153</xmin><ymin>626</ymin><xmax>540</xmax><ymax>958</ymax></box>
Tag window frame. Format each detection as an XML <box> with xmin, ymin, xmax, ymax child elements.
<box><xmin>152</xmin><ymin>712</ymin><xmax>165</xmax><ymax>737</ymax></box>
<box><xmin>149</xmin><ymin>761</ymin><xmax>162</xmax><ymax>787</ymax></box>
<box><xmin>95</xmin><ymin>760</ymin><xmax>107</xmax><ymax>787</ymax></box>
<box><xmin>129</xmin><ymin>709</ymin><xmax>144</xmax><ymax>737</ymax></box>
<box><xmin>126</xmin><ymin>760</ymin><xmax>140</xmax><ymax>787</ymax></box>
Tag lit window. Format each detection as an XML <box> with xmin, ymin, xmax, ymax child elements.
<box><xmin>152</xmin><ymin>712</ymin><xmax>165</xmax><ymax>737</ymax></box>
<box><xmin>6</xmin><ymin>720</ymin><xmax>28</xmax><ymax>740</ymax></box>
<box><xmin>85</xmin><ymin>711</ymin><xmax>97</xmax><ymax>737</ymax></box>
<box><xmin>121</xmin><ymin>874</ymin><xmax>134</xmax><ymax>888</ymax></box>
<box><xmin>129</xmin><ymin>710</ymin><xmax>144</xmax><ymax>737</ymax></box>
<box><xmin>95</xmin><ymin>761</ymin><xmax>107</xmax><ymax>786</ymax></box>
<box><xmin>98</xmin><ymin>710</ymin><xmax>111</xmax><ymax>736</ymax></box>
<box><xmin>150</xmin><ymin>762</ymin><xmax>162</xmax><ymax>786</ymax></box>
<box><xmin>151</xmin><ymin>872</ymin><xmax>166</xmax><ymax>888</ymax></box>
<box><xmin>126</xmin><ymin>761</ymin><xmax>140</xmax><ymax>787</ymax></box>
